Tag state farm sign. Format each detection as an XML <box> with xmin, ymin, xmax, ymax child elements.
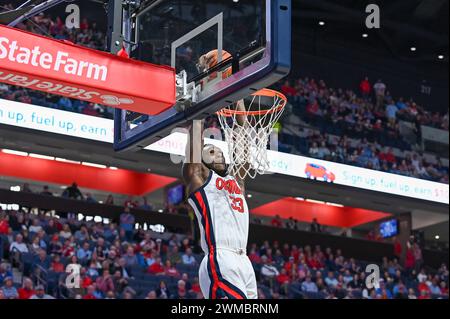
<box><xmin>0</xmin><ymin>25</ymin><xmax>176</xmax><ymax>115</ymax></box>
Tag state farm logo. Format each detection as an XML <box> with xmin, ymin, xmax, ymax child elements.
<box><xmin>100</xmin><ymin>95</ymin><xmax>134</xmax><ymax>106</ymax></box>
<box><xmin>0</xmin><ymin>37</ymin><xmax>108</xmax><ymax>82</ymax></box>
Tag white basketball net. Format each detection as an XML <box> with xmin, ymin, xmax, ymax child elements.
<box><xmin>217</xmin><ymin>89</ymin><xmax>287</xmax><ymax>180</ymax></box>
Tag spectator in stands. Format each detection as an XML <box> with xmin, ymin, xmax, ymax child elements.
<box><xmin>271</xmin><ymin>215</ymin><xmax>283</xmax><ymax>228</ymax></box>
<box><xmin>359</xmin><ymin>76</ymin><xmax>371</xmax><ymax>100</ymax></box>
<box><xmin>413</xmin><ymin>243</ymin><xmax>423</xmax><ymax>272</ymax></box>
<box><xmin>0</xmin><ymin>216</ymin><xmax>8</xmax><ymax>235</ymax></box>
<box><xmin>62</xmin><ymin>182</ymin><xmax>83</xmax><ymax>200</ymax></box>
<box><xmin>33</xmin><ymin>249</ymin><xmax>50</xmax><ymax>270</ymax></box>
<box><xmin>18</xmin><ymin>278</ymin><xmax>35</xmax><ymax>299</ymax></box>
<box><xmin>74</xmin><ymin>225</ymin><xmax>90</xmax><ymax>242</ymax></box>
<box><xmin>29</xmin><ymin>236</ymin><xmax>42</xmax><ymax>255</ymax></box>
<box><xmin>44</xmin><ymin>219</ymin><xmax>59</xmax><ymax>235</ymax></box>
<box><xmin>386</xmin><ymin>100</ymin><xmax>399</xmax><ymax>125</ymax></box>
<box><xmin>96</xmin><ymin>270</ymin><xmax>115</xmax><ymax>294</ymax></box>
<box><xmin>0</xmin><ymin>264</ymin><xmax>12</xmax><ymax>284</ymax></box>
<box><xmin>373</xmin><ymin>79</ymin><xmax>386</xmax><ymax>108</ymax></box>
<box><xmin>276</xmin><ymin>268</ymin><xmax>291</xmax><ymax>294</ymax></box>
<box><xmin>28</xmin><ymin>219</ymin><xmax>43</xmax><ymax>234</ymax></box>
<box><xmin>1</xmin><ymin>277</ymin><xmax>18</xmax><ymax>299</ymax></box>
<box><xmin>281</xmin><ymin>80</ymin><xmax>297</xmax><ymax>98</ymax></box>
<box><xmin>171</xmin><ymin>279</ymin><xmax>192</xmax><ymax>299</ymax></box>
<box><xmin>105</xmin><ymin>194</ymin><xmax>115</xmax><ymax>205</ymax></box>
<box><xmin>301</xmin><ymin>275</ymin><xmax>319</xmax><ymax>293</ymax></box>
<box><xmin>85</xmin><ymin>193</ymin><xmax>98</xmax><ymax>204</ymax></box>
<box><xmin>182</xmin><ymin>248</ymin><xmax>196</xmax><ymax>266</ymax></box>
<box><xmin>408</xmin><ymin>288</ymin><xmax>417</xmax><ymax>299</ymax></box>
<box><xmin>120</xmin><ymin>207</ymin><xmax>135</xmax><ymax>241</ymax></box>
<box><xmin>40</xmin><ymin>185</ymin><xmax>53</xmax><ymax>196</ymax></box>
<box><xmin>148</xmin><ymin>257</ymin><xmax>164</xmax><ymax>275</ymax></box>
<box><xmin>440</xmin><ymin>281</ymin><xmax>448</xmax><ymax>296</ymax></box>
<box><xmin>325</xmin><ymin>271</ymin><xmax>339</xmax><ymax>288</ymax></box>
<box><xmin>124</xmin><ymin>196</ymin><xmax>138</xmax><ymax>209</ymax></box>
<box><xmin>83</xmin><ymin>285</ymin><xmax>97</xmax><ymax>299</ymax></box>
<box><xmin>59</xmin><ymin>224</ymin><xmax>73</xmax><ymax>239</ymax></box>
<box><xmin>156</xmin><ymin>280</ymin><xmax>170</xmax><ymax>299</ymax></box>
<box><xmin>167</xmin><ymin>245</ymin><xmax>182</xmax><ymax>265</ymax></box>
<box><xmin>260</xmin><ymin>256</ymin><xmax>279</xmax><ymax>288</ymax></box>
<box><xmin>146</xmin><ymin>290</ymin><xmax>157</xmax><ymax>299</ymax></box>
<box><xmin>22</xmin><ymin>183</ymin><xmax>33</xmax><ymax>193</ymax></box>
<box><xmin>139</xmin><ymin>197</ymin><xmax>152</xmax><ymax>211</ymax></box>
<box><xmin>310</xmin><ymin>218</ymin><xmax>322</xmax><ymax>233</ymax></box>
<box><xmin>10</xmin><ymin>233</ymin><xmax>29</xmax><ymax>254</ymax></box>
<box><xmin>50</xmin><ymin>255</ymin><xmax>65</xmax><ymax>273</ymax></box>
<box><xmin>164</xmin><ymin>260</ymin><xmax>180</xmax><ymax>278</ymax></box>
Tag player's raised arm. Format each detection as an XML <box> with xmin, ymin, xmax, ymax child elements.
<box><xmin>182</xmin><ymin>120</ymin><xmax>207</xmax><ymax>194</ymax></box>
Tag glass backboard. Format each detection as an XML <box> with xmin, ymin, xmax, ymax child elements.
<box><xmin>114</xmin><ymin>0</ymin><xmax>291</xmax><ymax>152</ymax></box>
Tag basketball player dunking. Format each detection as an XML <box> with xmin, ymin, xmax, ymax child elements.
<box><xmin>182</xmin><ymin>59</ymin><xmax>258</xmax><ymax>299</ymax></box>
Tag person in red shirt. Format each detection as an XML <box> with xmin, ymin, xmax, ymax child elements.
<box><xmin>18</xmin><ymin>278</ymin><xmax>35</xmax><ymax>299</ymax></box>
<box><xmin>276</xmin><ymin>268</ymin><xmax>290</xmax><ymax>285</ymax></box>
<box><xmin>306</xmin><ymin>99</ymin><xmax>320</xmax><ymax>115</ymax></box>
<box><xmin>148</xmin><ymin>257</ymin><xmax>165</xmax><ymax>275</ymax></box>
<box><xmin>418</xmin><ymin>290</ymin><xmax>431</xmax><ymax>299</ymax></box>
<box><xmin>291</xmin><ymin>245</ymin><xmax>300</xmax><ymax>262</ymax></box>
<box><xmin>307</xmin><ymin>253</ymin><xmax>324</xmax><ymax>270</ymax></box>
<box><xmin>271</xmin><ymin>215</ymin><xmax>283</xmax><ymax>228</ymax></box>
<box><xmin>440</xmin><ymin>281</ymin><xmax>448</xmax><ymax>296</ymax></box>
<box><xmin>190</xmin><ymin>277</ymin><xmax>201</xmax><ymax>295</ymax></box>
<box><xmin>248</xmin><ymin>248</ymin><xmax>261</xmax><ymax>264</ymax></box>
<box><xmin>283</xmin><ymin>257</ymin><xmax>295</xmax><ymax>273</ymax></box>
<box><xmin>50</xmin><ymin>255</ymin><xmax>65</xmax><ymax>273</ymax></box>
<box><xmin>83</xmin><ymin>285</ymin><xmax>97</xmax><ymax>299</ymax></box>
<box><xmin>276</xmin><ymin>268</ymin><xmax>291</xmax><ymax>295</ymax></box>
<box><xmin>405</xmin><ymin>247</ymin><xmax>415</xmax><ymax>271</ymax></box>
<box><xmin>281</xmin><ymin>80</ymin><xmax>297</xmax><ymax>97</ymax></box>
<box><xmin>81</xmin><ymin>274</ymin><xmax>93</xmax><ymax>289</ymax></box>
<box><xmin>164</xmin><ymin>260</ymin><xmax>180</xmax><ymax>278</ymax></box>
<box><xmin>393</xmin><ymin>237</ymin><xmax>402</xmax><ymax>259</ymax></box>
<box><xmin>0</xmin><ymin>217</ymin><xmax>9</xmax><ymax>235</ymax></box>
<box><xmin>359</xmin><ymin>77</ymin><xmax>371</xmax><ymax>100</ymax></box>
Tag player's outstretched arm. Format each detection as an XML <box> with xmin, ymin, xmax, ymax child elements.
<box><xmin>182</xmin><ymin>120</ymin><xmax>207</xmax><ymax>195</ymax></box>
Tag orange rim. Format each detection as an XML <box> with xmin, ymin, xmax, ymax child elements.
<box><xmin>216</xmin><ymin>88</ymin><xmax>287</xmax><ymax>117</ymax></box>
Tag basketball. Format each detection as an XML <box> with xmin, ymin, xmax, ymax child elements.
<box><xmin>198</xmin><ymin>49</ymin><xmax>233</xmax><ymax>80</ymax></box>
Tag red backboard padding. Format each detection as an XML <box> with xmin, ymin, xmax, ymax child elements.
<box><xmin>0</xmin><ymin>25</ymin><xmax>176</xmax><ymax>115</ymax></box>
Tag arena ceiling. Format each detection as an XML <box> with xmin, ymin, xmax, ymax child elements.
<box><xmin>294</xmin><ymin>0</ymin><xmax>449</xmax><ymax>64</ymax></box>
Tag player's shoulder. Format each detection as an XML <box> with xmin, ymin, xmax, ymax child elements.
<box><xmin>182</xmin><ymin>163</ymin><xmax>212</xmax><ymax>194</ymax></box>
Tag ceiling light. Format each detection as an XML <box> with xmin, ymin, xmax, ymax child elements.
<box><xmin>438</xmin><ymin>55</ymin><xmax>444</xmax><ymax>60</ymax></box>
<box><xmin>362</xmin><ymin>33</ymin><xmax>368</xmax><ymax>38</ymax></box>
<box><xmin>326</xmin><ymin>202</ymin><xmax>344</xmax><ymax>207</ymax></box>
<box><xmin>158</xmin><ymin>209</ymin><xmax>164</xmax><ymax>213</ymax></box>
<box><xmin>306</xmin><ymin>199</ymin><xmax>325</xmax><ymax>205</ymax></box>
<box><xmin>29</xmin><ymin>153</ymin><xmax>55</xmax><ymax>160</ymax></box>
<box><xmin>435</xmin><ymin>235</ymin><xmax>440</xmax><ymax>240</ymax></box>
<box><xmin>318</xmin><ymin>21</ymin><xmax>325</xmax><ymax>26</ymax></box>
<box><xmin>55</xmin><ymin>158</ymin><xmax>81</xmax><ymax>164</ymax></box>
<box><xmin>247</xmin><ymin>194</ymin><xmax>253</xmax><ymax>198</ymax></box>
<box><xmin>2</xmin><ymin>149</ymin><xmax>28</xmax><ymax>156</ymax></box>
<box><xmin>410</xmin><ymin>47</ymin><xmax>416</xmax><ymax>52</ymax></box>
<box><xmin>82</xmin><ymin>162</ymin><xmax>107</xmax><ymax>169</ymax></box>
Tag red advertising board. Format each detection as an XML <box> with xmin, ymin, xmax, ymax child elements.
<box><xmin>0</xmin><ymin>25</ymin><xmax>176</xmax><ymax>115</ymax></box>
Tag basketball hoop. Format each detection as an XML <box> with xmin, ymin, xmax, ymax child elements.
<box><xmin>217</xmin><ymin>88</ymin><xmax>287</xmax><ymax>180</ymax></box>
